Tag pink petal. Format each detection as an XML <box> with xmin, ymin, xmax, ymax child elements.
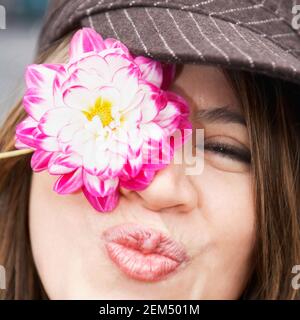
<box><xmin>31</xmin><ymin>150</ymin><xmax>53</xmax><ymax>172</ymax></box>
<box><xmin>83</xmin><ymin>171</ymin><xmax>119</xmax><ymax>197</ymax></box>
<box><xmin>25</xmin><ymin>64</ymin><xmax>65</xmax><ymax>89</ymax></box>
<box><xmin>69</xmin><ymin>28</ymin><xmax>106</xmax><ymax>62</ymax></box>
<box><xmin>142</xmin><ymin>140</ymin><xmax>162</xmax><ymax>168</ymax></box>
<box><xmin>153</xmin><ymin>90</ymin><xmax>169</xmax><ymax>111</ymax></box>
<box><xmin>103</xmin><ymin>38</ymin><xmax>131</xmax><ymax>57</ymax></box>
<box><xmin>142</xmin><ymin>162</ymin><xmax>169</xmax><ymax>172</ymax></box>
<box><xmin>121</xmin><ymin>151</ymin><xmax>143</xmax><ymax>179</ymax></box>
<box><xmin>34</xmin><ymin>132</ymin><xmax>59</xmax><ymax>152</ymax></box>
<box><xmin>140</xmin><ymin>99</ymin><xmax>160</xmax><ymax>123</ymax></box>
<box><xmin>165</xmin><ymin>91</ymin><xmax>190</xmax><ymax>115</ymax></box>
<box><xmin>139</xmin><ymin>89</ymin><xmax>166</xmax><ymax>123</ymax></box>
<box><xmin>15</xmin><ymin>115</ymin><xmax>37</xmax><ymax>132</ymax></box>
<box><xmin>23</xmin><ymin>88</ymin><xmax>53</xmax><ymax>122</ymax></box>
<box><xmin>140</xmin><ymin>122</ymin><xmax>165</xmax><ymax>142</ymax></box>
<box><xmin>179</xmin><ymin>119</ymin><xmax>193</xmax><ymax>131</ymax></box>
<box><xmin>15</xmin><ymin>116</ymin><xmax>39</xmax><ymax>149</ymax></box>
<box><xmin>120</xmin><ymin>169</ymin><xmax>155</xmax><ymax>191</ymax></box>
<box><xmin>82</xmin><ymin>186</ymin><xmax>119</xmax><ymax>212</ymax></box>
<box><xmin>154</xmin><ymin>102</ymin><xmax>180</xmax><ymax>127</ymax></box>
<box><xmin>15</xmin><ymin>137</ymin><xmax>33</xmax><ymax>149</ymax></box>
<box><xmin>160</xmin><ymin>117</ymin><xmax>181</xmax><ymax>137</ymax></box>
<box><xmin>53</xmin><ymin>168</ymin><xmax>83</xmax><ymax>194</ymax></box>
<box><xmin>134</xmin><ymin>56</ymin><xmax>163</xmax><ymax>88</ymax></box>
<box><xmin>142</xmin><ymin>138</ymin><xmax>174</xmax><ymax>169</ymax></box>
<box><xmin>101</xmin><ymin>152</ymin><xmax>126</xmax><ymax>178</ymax></box>
<box><xmin>48</xmin><ymin>152</ymin><xmax>82</xmax><ymax>175</ymax></box>
<box><xmin>127</xmin><ymin>128</ymin><xmax>143</xmax><ymax>154</ymax></box>
<box><xmin>158</xmin><ymin>91</ymin><xmax>192</xmax><ymax>139</ymax></box>
<box><xmin>138</xmin><ymin>81</ymin><xmax>168</xmax><ymax>121</ymax></box>
<box><xmin>154</xmin><ymin>103</ymin><xmax>181</xmax><ymax>136</ymax></box>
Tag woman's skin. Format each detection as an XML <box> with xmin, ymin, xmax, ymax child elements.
<box><xmin>29</xmin><ymin>65</ymin><xmax>256</xmax><ymax>299</ymax></box>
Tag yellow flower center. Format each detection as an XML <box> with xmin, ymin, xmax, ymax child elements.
<box><xmin>82</xmin><ymin>97</ymin><xmax>113</xmax><ymax>127</ymax></box>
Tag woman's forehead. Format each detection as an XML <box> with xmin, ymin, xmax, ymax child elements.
<box><xmin>171</xmin><ymin>64</ymin><xmax>241</xmax><ymax>112</ymax></box>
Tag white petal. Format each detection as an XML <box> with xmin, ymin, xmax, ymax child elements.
<box><xmin>121</xmin><ymin>107</ymin><xmax>142</xmax><ymax>129</ymax></box>
<box><xmin>58</xmin><ymin>122</ymin><xmax>84</xmax><ymax>143</ymax></box>
<box><xmin>154</xmin><ymin>102</ymin><xmax>180</xmax><ymax>126</ymax></box>
<box><xmin>62</xmin><ymin>68</ymin><xmax>106</xmax><ymax>92</ymax></box>
<box><xmin>134</xmin><ymin>56</ymin><xmax>163</xmax><ymax>87</ymax></box>
<box><xmin>63</xmin><ymin>86</ymin><xmax>94</xmax><ymax>109</ymax></box>
<box><xmin>83</xmin><ymin>142</ymin><xmax>110</xmax><ymax>175</ymax></box>
<box><xmin>68</xmin><ymin>54</ymin><xmax>110</xmax><ymax>81</ymax></box>
<box><xmin>105</xmin><ymin>153</ymin><xmax>126</xmax><ymax>177</ymax></box>
<box><xmin>104</xmin><ymin>53</ymin><xmax>133</xmax><ymax>75</ymax></box>
<box><xmin>108</xmin><ymin>139</ymin><xmax>128</xmax><ymax>157</ymax></box>
<box><xmin>38</xmin><ymin>107</ymin><xmax>84</xmax><ymax>137</ymax></box>
<box><xmin>95</xmin><ymin>86</ymin><xmax>121</xmax><ymax>107</ymax></box>
<box><xmin>140</xmin><ymin>122</ymin><xmax>165</xmax><ymax>142</ymax></box>
<box><xmin>128</xmin><ymin>128</ymin><xmax>143</xmax><ymax>153</ymax></box>
<box><xmin>112</xmin><ymin>66</ymin><xmax>139</xmax><ymax>111</ymax></box>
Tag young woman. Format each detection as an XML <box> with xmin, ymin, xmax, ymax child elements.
<box><xmin>0</xmin><ymin>0</ymin><xmax>300</xmax><ymax>299</ymax></box>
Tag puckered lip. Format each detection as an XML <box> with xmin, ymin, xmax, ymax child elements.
<box><xmin>101</xmin><ymin>223</ymin><xmax>190</xmax><ymax>282</ymax></box>
<box><xmin>101</xmin><ymin>223</ymin><xmax>189</xmax><ymax>263</ymax></box>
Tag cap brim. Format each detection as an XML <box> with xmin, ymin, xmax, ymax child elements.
<box><xmin>81</xmin><ymin>7</ymin><xmax>300</xmax><ymax>85</ymax></box>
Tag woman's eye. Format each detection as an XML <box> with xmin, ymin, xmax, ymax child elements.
<box><xmin>194</xmin><ymin>140</ymin><xmax>251</xmax><ymax>173</ymax></box>
<box><xmin>204</xmin><ymin>142</ymin><xmax>251</xmax><ymax>164</ymax></box>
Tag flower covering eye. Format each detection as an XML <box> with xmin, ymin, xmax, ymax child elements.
<box><xmin>15</xmin><ymin>27</ymin><xmax>192</xmax><ymax>212</ymax></box>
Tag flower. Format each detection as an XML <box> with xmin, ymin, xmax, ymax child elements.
<box><xmin>15</xmin><ymin>27</ymin><xmax>192</xmax><ymax>212</ymax></box>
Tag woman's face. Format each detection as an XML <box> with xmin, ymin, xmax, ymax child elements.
<box><xmin>29</xmin><ymin>64</ymin><xmax>256</xmax><ymax>299</ymax></box>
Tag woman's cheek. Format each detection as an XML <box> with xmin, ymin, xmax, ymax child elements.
<box><xmin>191</xmin><ymin>166</ymin><xmax>255</xmax><ymax>295</ymax></box>
<box><xmin>28</xmin><ymin>171</ymin><xmax>93</xmax><ymax>298</ymax></box>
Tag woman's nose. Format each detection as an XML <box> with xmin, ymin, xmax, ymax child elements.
<box><xmin>121</xmin><ymin>162</ymin><xmax>198</xmax><ymax>213</ymax></box>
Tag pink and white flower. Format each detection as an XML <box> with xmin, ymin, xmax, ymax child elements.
<box><xmin>15</xmin><ymin>27</ymin><xmax>191</xmax><ymax>212</ymax></box>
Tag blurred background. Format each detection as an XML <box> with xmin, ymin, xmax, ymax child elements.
<box><xmin>0</xmin><ymin>0</ymin><xmax>49</xmax><ymax>124</ymax></box>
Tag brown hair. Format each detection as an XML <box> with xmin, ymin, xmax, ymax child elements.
<box><xmin>229</xmin><ymin>70</ymin><xmax>300</xmax><ymax>299</ymax></box>
<box><xmin>0</xmin><ymin>35</ymin><xmax>300</xmax><ymax>299</ymax></box>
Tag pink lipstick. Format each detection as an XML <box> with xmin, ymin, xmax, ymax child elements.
<box><xmin>101</xmin><ymin>223</ymin><xmax>189</xmax><ymax>282</ymax></box>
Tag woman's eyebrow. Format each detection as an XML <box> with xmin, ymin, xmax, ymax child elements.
<box><xmin>194</xmin><ymin>106</ymin><xmax>246</xmax><ymax>126</ymax></box>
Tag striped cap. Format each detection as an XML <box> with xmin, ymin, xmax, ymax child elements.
<box><xmin>38</xmin><ymin>0</ymin><xmax>300</xmax><ymax>85</ymax></box>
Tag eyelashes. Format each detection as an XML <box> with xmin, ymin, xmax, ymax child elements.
<box><xmin>200</xmin><ymin>142</ymin><xmax>251</xmax><ymax>164</ymax></box>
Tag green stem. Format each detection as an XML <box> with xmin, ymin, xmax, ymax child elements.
<box><xmin>0</xmin><ymin>149</ymin><xmax>34</xmax><ymax>159</ymax></box>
